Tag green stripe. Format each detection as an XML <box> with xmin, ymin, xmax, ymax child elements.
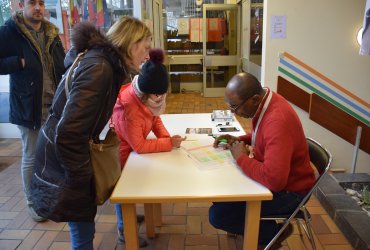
<box><xmin>278</xmin><ymin>66</ymin><xmax>370</xmax><ymax>126</ymax></box>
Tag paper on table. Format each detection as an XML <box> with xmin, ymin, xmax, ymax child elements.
<box><xmin>181</xmin><ymin>139</ymin><xmax>235</xmax><ymax>171</ymax></box>
<box><xmin>185</xmin><ymin>128</ymin><xmax>212</xmax><ymax>134</ymax></box>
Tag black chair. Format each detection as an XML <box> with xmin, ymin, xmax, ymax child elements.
<box><xmin>261</xmin><ymin>137</ymin><xmax>332</xmax><ymax>250</ymax></box>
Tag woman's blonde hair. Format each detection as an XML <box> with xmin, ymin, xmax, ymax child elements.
<box><xmin>107</xmin><ymin>16</ymin><xmax>152</xmax><ymax>67</ymax></box>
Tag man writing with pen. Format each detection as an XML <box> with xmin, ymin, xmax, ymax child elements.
<box><xmin>209</xmin><ymin>72</ymin><xmax>315</xmax><ymax>249</ymax></box>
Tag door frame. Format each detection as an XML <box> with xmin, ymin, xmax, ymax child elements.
<box><xmin>202</xmin><ymin>4</ymin><xmax>240</xmax><ymax>97</ymax></box>
<box><xmin>239</xmin><ymin>0</ymin><xmax>262</xmax><ymax>82</ymax></box>
<box><xmin>152</xmin><ymin>0</ymin><xmax>163</xmax><ymax>48</ymax></box>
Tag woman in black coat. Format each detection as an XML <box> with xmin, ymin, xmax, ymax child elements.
<box><xmin>31</xmin><ymin>17</ymin><xmax>152</xmax><ymax>249</ymax></box>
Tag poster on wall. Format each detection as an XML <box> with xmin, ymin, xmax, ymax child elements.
<box><xmin>190</xmin><ymin>18</ymin><xmax>203</xmax><ymax>42</ymax></box>
<box><xmin>178</xmin><ymin>18</ymin><xmax>189</xmax><ymax>35</ymax></box>
<box><xmin>270</xmin><ymin>15</ymin><xmax>286</xmax><ymax>39</ymax></box>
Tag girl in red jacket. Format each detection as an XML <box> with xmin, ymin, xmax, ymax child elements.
<box><xmin>111</xmin><ymin>48</ymin><xmax>185</xmax><ymax>246</ymax></box>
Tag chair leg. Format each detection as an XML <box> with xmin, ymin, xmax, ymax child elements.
<box><xmin>302</xmin><ymin>208</ymin><xmax>316</xmax><ymax>250</ymax></box>
<box><xmin>263</xmin><ymin>221</ymin><xmax>292</xmax><ymax>250</ymax></box>
<box><xmin>295</xmin><ymin>219</ymin><xmax>304</xmax><ymax>238</ymax></box>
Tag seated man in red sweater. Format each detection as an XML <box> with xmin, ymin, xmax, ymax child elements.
<box><xmin>209</xmin><ymin>72</ymin><xmax>316</xmax><ymax>249</ymax></box>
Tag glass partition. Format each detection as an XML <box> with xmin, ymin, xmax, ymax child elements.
<box><xmin>202</xmin><ymin>4</ymin><xmax>239</xmax><ymax>96</ymax></box>
<box><xmin>250</xmin><ymin>0</ymin><xmax>263</xmax><ymax>66</ymax></box>
<box><xmin>163</xmin><ymin>0</ymin><xmax>225</xmax><ymax>92</ymax></box>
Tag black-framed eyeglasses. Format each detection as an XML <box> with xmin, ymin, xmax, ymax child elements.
<box><xmin>228</xmin><ymin>94</ymin><xmax>255</xmax><ymax>112</ymax></box>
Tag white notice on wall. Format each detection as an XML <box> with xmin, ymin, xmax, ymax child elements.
<box><xmin>270</xmin><ymin>16</ymin><xmax>286</xmax><ymax>39</ymax></box>
<box><xmin>178</xmin><ymin>18</ymin><xmax>189</xmax><ymax>35</ymax></box>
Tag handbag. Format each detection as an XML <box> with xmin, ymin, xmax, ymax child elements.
<box><xmin>89</xmin><ymin>127</ymin><xmax>121</xmax><ymax>205</ymax></box>
<box><xmin>65</xmin><ymin>51</ymin><xmax>121</xmax><ymax>205</ymax></box>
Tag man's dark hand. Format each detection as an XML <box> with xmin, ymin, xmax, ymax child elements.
<box><xmin>213</xmin><ymin>134</ymin><xmax>240</xmax><ymax>148</ymax></box>
<box><xmin>226</xmin><ymin>140</ymin><xmax>248</xmax><ymax>160</ymax></box>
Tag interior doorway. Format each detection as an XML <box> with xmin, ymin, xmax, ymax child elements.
<box><xmin>163</xmin><ymin>0</ymin><xmax>239</xmax><ymax>96</ymax></box>
<box><xmin>152</xmin><ymin>0</ymin><xmax>163</xmax><ymax>48</ymax></box>
<box><xmin>202</xmin><ymin>4</ymin><xmax>240</xmax><ymax>97</ymax></box>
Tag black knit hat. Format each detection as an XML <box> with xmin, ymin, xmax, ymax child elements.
<box><xmin>138</xmin><ymin>48</ymin><xmax>168</xmax><ymax>94</ymax></box>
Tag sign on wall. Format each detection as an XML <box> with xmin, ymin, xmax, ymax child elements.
<box><xmin>270</xmin><ymin>15</ymin><xmax>286</xmax><ymax>39</ymax></box>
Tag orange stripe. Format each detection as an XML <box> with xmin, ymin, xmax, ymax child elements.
<box><xmin>283</xmin><ymin>52</ymin><xmax>370</xmax><ymax>109</ymax></box>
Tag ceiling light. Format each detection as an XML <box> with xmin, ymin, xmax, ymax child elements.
<box><xmin>357</xmin><ymin>27</ymin><xmax>363</xmax><ymax>46</ymax></box>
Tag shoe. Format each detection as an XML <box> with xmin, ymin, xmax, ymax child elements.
<box><xmin>27</xmin><ymin>204</ymin><xmax>47</xmax><ymax>222</ymax></box>
<box><xmin>271</xmin><ymin>223</ymin><xmax>293</xmax><ymax>250</ymax></box>
<box><xmin>258</xmin><ymin>223</ymin><xmax>293</xmax><ymax>250</ymax></box>
<box><xmin>137</xmin><ymin>214</ymin><xmax>145</xmax><ymax>224</ymax></box>
<box><xmin>117</xmin><ymin>227</ymin><xmax>148</xmax><ymax>248</ymax></box>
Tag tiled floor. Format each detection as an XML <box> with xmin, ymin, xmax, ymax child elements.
<box><xmin>0</xmin><ymin>93</ymin><xmax>353</xmax><ymax>250</ymax></box>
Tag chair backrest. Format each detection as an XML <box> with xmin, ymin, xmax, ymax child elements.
<box><xmin>262</xmin><ymin>138</ymin><xmax>333</xmax><ymax>249</ymax></box>
<box><xmin>293</xmin><ymin>137</ymin><xmax>332</xmax><ymax>209</ymax></box>
<box><xmin>265</xmin><ymin>138</ymin><xmax>333</xmax><ymax>249</ymax></box>
<box><xmin>307</xmin><ymin>137</ymin><xmax>332</xmax><ymax>178</ymax></box>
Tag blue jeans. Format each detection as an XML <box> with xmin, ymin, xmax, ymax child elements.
<box><xmin>115</xmin><ymin>204</ymin><xmax>124</xmax><ymax>232</ymax></box>
<box><xmin>209</xmin><ymin>191</ymin><xmax>304</xmax><ymax>245</ymax></box>
<box><xmin>17</xmin><ymin>125</ymin><xmax>39</xmax><ymax>205</ymax></box>
<box><xmin>68</xmin><ymin>222</ymin><xmax>95</xmax><ymax>250</ymax></box>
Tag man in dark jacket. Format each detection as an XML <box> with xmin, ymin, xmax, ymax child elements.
<box><xmin>0</xmin><ymin>0</ymin><xmax>65</xmax><ymax>222</ymax></box>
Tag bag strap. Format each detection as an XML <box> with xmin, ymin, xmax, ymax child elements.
<box><xmin>62</xmin><ymin>50</ymin><xmax>102</xmax><ymax>141</ymax></box>
<box><xmin>64</xmin><ymin>50</ymin><xmax>114</xmax><ymax>141</ymax></box>
<box><xmin>64</xmin><ymin>50</ymin><xmax>88</xmax><ymax>98</ymax></box>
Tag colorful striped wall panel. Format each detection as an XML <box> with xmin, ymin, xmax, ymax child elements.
<box><xmin>276</xmin><ymin>61</ymin><xmax>370</xmax><ymax>155</ymax></box>
<box><xmin>277</xmin><ymin>76</ymin><xmax>310</xmax><ymax>112</ymax></box>
<box><xmin>310</xmin><ymin>93</ymin><xmax>370</xmax><ymax>154</ymax></box>
<box><xmin>278</xmin><ymin>52</ymin><xmax>369</xmax><ymax>127</ymax></box>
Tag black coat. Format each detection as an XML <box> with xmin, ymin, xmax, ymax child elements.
<box><xmin>0</xmin><ymin>13</ymin><xmax>65</xmax><ymax>129</ymax></box>
<box><xmin>31</xmin><ymin>22</ymin><xmax>126</xmax><ymax>222</ymax></box>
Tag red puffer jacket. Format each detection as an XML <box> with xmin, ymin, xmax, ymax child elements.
<box><xmin>112</xmin><ymin>83</ymin><xmax>173</xmax><ymax>168</ymax></box>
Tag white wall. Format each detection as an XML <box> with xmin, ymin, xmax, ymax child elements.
<box><xmin>0</xmin><ymin>75</ymin><xmax>9</xmax><ymax>92</ymax></box>
<box><xmin>262</xmin><ymin>0</ymin><xmax>370</xmax><ymax>173</ymax></box>
<box><xmin>0</xmin><ymin>75</ymin><xmax>20</xmax><ymax>138</ymax></box>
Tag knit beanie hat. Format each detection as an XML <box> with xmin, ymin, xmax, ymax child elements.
<box><xmin>138</xmin><ymin>48</ymin><xmax>169</xmax><ymax>95</ymax></box>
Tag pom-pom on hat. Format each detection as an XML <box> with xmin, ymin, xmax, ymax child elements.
<box><xmin>138</xmin><ymin>48</ymin><xmax>169</xmax><ymax>95</ymax></box>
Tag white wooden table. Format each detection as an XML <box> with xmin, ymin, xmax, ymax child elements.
<box><xmin>110</xmin><ymin>113</ymin><xmax>272</xmax><ymax>250</ymax></box>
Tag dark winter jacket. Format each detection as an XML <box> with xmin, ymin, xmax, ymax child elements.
<box><xmin>31</xmin><ymin>22</ymin><xmax>126</xmax><ymax>222</ymax></box>
<box><xmin>0</xmin><ymin>12</ymin><xmax>65</xmax><ymax>129</ymax></box>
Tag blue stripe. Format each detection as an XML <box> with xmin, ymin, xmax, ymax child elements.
<box><xmin>279</xmin><ymin>67</ymin><xmax>370</xmax><ymax>126</ymax></box>
<box><xmin>280</xmin><ymin>58</ymin><xmax>370</xmax><ymax>119</ymax></box>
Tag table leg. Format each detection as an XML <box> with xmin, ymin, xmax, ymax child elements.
<box><xmin>122</xmin><ymin>204</ymin><xmax>139</xmax><ymax>249</ymax></box>
<box><xmin>243</xmin><ymin>201</ymin><xmax>261</xmax><ymax>250</ymax></box>
<box><xmin>144</xmin><ymin>204</ymin><xmax>155</xmax><ymax>238</ymax></box>
<box><xmin>153</xmin><ymin>203</ymin><xmax>162</xmax><ymax>226</ymax></box>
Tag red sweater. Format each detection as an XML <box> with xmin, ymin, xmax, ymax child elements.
<box><xmin>111</xmin><ymin>83</ymin><xmax>172</xmax><ymax>168</ymax></box>
<box><xmin>237</xmin><ymin>90</ymin><xmax>315</xmax><ymax>193</ymax></box>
